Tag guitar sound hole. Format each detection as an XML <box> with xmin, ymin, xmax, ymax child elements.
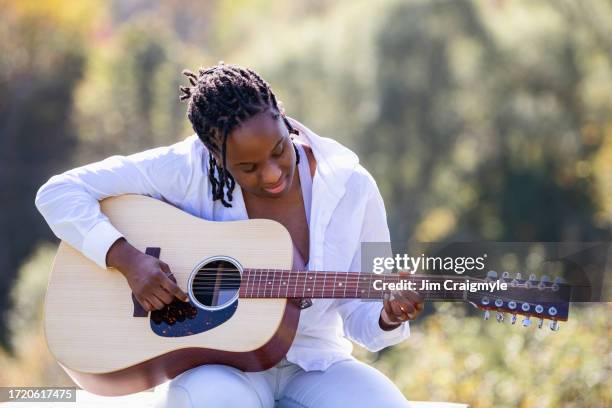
<box><xmin>190</xmin><ymin>258</ymin><xmax>242</xmax><ymax>310</ymax></box>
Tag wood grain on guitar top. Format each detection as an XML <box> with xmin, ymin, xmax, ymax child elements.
<box><xmin>44</xmin><ymin>195</ymin><xmax>296</xmax><ymax>387</ymax></box>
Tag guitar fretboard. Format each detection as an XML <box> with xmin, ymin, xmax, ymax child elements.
<box><xmin>237</xmin><ymin>269</ymin><xmax>467</xmax><ymax>301</ymax></box>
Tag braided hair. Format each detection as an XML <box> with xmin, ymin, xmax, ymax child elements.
<box><xmin>179</xmin><ymin>62</ymin><xmax>300</xmax><ymax>207</ymax></box>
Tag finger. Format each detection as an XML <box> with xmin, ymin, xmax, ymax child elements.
<box><xmin>148</xmin><ymin>295</ymin><xmax>165</xmax><ymax>311</ymax></box>
<box><xmin>139</xmin><ymin>298</ymin><xmax>152</xmax><ymax>312</ymax></box>
<box><xmin>156</xmin><ymin>287</ymin><xmax>175</xmax><ymax>305</ymax></box>
<box><xmin>159</xmin><ymin>261</ymin><xmax>171</xmax><ymax>273</ymax></box>
<box><xmin>161</xmin><ymin>276</ymin><xmax>189</xmax><ymax>302</ymax></box>
<box><xmin>393</xmin><ymin>301</ymin><xmax>414</xmax><ymax>320</ymax></box>
<box><xmin>398</xmin><ymin>269</ymin><xmax>411</xmax><ymax>278</ymax></box>
<box><xmin>383</xmin><ymin>293</ymin><xmax>395</xmax><ymax>319</ymax></box>
<box><xmin>390</xmin><ymin>301</ymin><xmax>407</xmax><ymax>322</ymax></box>
<box><xmin>399</xmin><ymin>289</ymin><xmax>423</xmax><ymax>305</ymax></box>
<box><xmin>391</xmin><ymin>290</ymin><xmax>413</xmax><ymax>308</ymax></box>
<box><xmin>397</xmin><ymin>301</ymin><xmax>416</xmax><ymax>317</ymax></box>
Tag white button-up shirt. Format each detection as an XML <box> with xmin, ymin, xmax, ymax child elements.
<box><xmin>35</xmin><ymin>117</ymin><xmax>410</xmax><ymax>371</ymax></box>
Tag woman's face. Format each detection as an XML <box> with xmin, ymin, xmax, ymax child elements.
<box><xmin>217</xmin><ymin>110</ymin><xmax>297</xmax><ymax>198</ymax></box>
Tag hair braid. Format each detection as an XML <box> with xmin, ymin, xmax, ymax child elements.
<box><xmin>180</xmin><ymin>62</ymin><xmax>299</xmax><ymax>207</ymax></box>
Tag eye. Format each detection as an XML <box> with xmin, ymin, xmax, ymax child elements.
<box><xmin>241</xmin><ymin>164</ymin><xmax>256</xmax><ymax>173</ymax></box>
<box><xmin>273</xmin><ymin>141</ymin><xmax>285</xmax><ymax>157</ymax></box>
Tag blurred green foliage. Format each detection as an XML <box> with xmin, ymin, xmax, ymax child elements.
<box><xmin>356</xmin><ymin>302</ymin><xmax>612</xmax><ymax>407</ymax></box>
<box><xmin>1</xmin><ymin>0</ymin><xmax>611</xmax><ymax>405</ymax></box>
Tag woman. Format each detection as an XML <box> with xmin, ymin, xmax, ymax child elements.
<box><xmin>35</xmin><ymin>63</ymin><xmax>423</xmax><ymax>407</ymax></box>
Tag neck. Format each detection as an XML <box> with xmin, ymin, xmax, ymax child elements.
<box><xmin>237</xmin><ymin>269</ymin><xmax>468</xmax><ymax>301</ymax></box>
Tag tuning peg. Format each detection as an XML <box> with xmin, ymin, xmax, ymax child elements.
<box><xmin>511</xmin><ymin>273</ymin><xmax>522</xmax><ymax>286</ymax></box>
<box><xmin>549</xmin><ymin>320</ymin><xmax>560</xmax><ymax>331</ymax></box>
<box><xmin>501</xmin><ymin>271</ymin><xmax>511</xmax><ymax>280</ymax></box>
<box><xmin>526</xmin><ymin>274</ymin><xmax>537</xmax><ymax>288</ymax></box>
<box><xmin>538</xmin><ymin>275</ymin><xmax>550</xmax><ymax>290</ymax></box>
<box><xmin>484</xmin><ymin>310</ymin><xmax>490</xmax><ymax>320</ymax></box>
<box><xmin>537</xmin><ymin>317</ymin><xmax>544</xmax><ymax>329</ymax></box>
<box><xmin>486</xmin><ymin>270</ymin><xmax>498</xmax><ymax>280</ymax></box>
<box><xmin>522</xmin><ymin>316</ymin><xmax>531</xmax><ymax>327</ymax></box>
<box><xmin>511</xmin><ymin>313</ymin><xmax>517</xmax><ymax>325</ymax></box>
<box><xmin>496</xmin><ymin>312</ymin><xmax>504</xmax><ymax>323</ymax></box>
<box><xmin>552</xmin><ymin>276</ymin><xmax>564</xmax><ymax>292</ymax></box>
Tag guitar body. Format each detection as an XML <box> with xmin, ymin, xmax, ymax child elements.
<box><xmin>44</xmin><ymin>195</ymin><xmax>299</xmax><ymax>396</ymax></box>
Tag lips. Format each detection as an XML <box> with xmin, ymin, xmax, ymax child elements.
<box><xmin>263</xmin><ymin>176</ymin><xmax>287</xmax><ymax>194</ymax></box>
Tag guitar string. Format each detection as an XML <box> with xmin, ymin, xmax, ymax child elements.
<box><xmin>187</xmin><ymin>279</ymin><xmax>569</xmax><ymax>305</ymax></box>
<box><xmin>182</xmin><ymin>289</ymin><xmax>568</xmax><ymax>317</ymax></box>
<box><xmin>183</xmin><ymin>271</ymin><xmax>570</xmax><ymax>305</ymax></box>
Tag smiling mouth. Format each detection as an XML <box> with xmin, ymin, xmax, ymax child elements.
<box><xmin>263</xmin><ymin>176</ymin><xmax>287</xmax><ymax>194</ymax></box>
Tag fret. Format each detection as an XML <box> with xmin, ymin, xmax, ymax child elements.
<box><xmin>302</xmin><ymin>270</ymin><xmax>307</xmax><ymax>298</ymax></box>
<box><xmin>332</xmin><ymin>271</ymin><xmax>337</xmax><ymax>298</ymax></box>
<box><xmin>357</xmin><ymin>273</ymin><xmax>367</xmax><ymax>299</ymax></box>
<box><xmin>252</xmin><ymin>269</ymin><xmax>257</xmax><ymax>298</ymax></box>
<box><xmin>266</xmin><ymin>268</ymin><xmax>272</xmax><ymax>298</ymax></box>
<box><xmin>285</xmin><ymin>271</ymin><xmax>291</xmax><ymax>298</ymax></box>
<box><xmin>322</xmin><ymin>270</ymin><xmax>327</xmax><ymax>298</ymax></box>
<box><xmin>343</xmin><ymin>271</ymin><xmax>348</xmax><ymax>298</ymax></box>
<box><xmin>292</xmin><ymin>269</ymin><xmax>299</xmax><ymax>299</ymax></box>
<box><xmin>261</xmin><ymin>269</ymin><xmax>267</xmax><ymax>298</ymax></box>
<box><xmin>306</xmin><ymin>270</ymin><xmax>314</xmax><ymax>297</ymax></box>
<box><xmin>250</xmin><ymin>269</ymin><xmax>255</xmax><ymax>298</ymax></box>
<box><xmin>312</xmin><ymin>270</ymin><xmax>317</xmax><ymax>298</ymax></box>
<box><xmin>261</xmin><ymin>269</ymin><xmax>266</xmax><ymax>298</ymax></box>
<box><xmin>272</xmin><ymin>268</ymin><xmax>279</xmax><ymax>298</ymax></box>
<box><xmin>244</xmin><ymin>269</ymin><xmax>250</xmax><ymax>298</ymax></box>
<box><xmin>277</xmin><ymin>269</ymin><xmax>282</xmax><ymax>298</ymax></box>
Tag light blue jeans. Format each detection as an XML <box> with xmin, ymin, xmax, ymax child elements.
<box><xmin>154</xmin><ymin>358</ymin><xmax>412</xmax><ymax>407</ymax></box>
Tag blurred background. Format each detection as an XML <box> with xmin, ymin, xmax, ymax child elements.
<box><xmin>1</xmin><ymin>0</ymin><xmax>611</xmax><ymax>406</ymax></box>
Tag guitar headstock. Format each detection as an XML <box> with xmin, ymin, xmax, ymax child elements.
<box><xmin>466</xmin><ymin>271</ymin><xmax>571</xmax><ymax>332</ymax></box>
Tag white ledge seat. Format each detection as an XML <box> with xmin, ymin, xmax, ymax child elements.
<box><xmin>0</xmin><ymin>390</ymin><xmax>470</xmax><ymax>407</ymax></box>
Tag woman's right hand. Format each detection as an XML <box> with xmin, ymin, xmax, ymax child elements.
<box><xmin>107</xmin><ymin>238</ymin><xmax>190</xmax><ymax>311</ymax></box>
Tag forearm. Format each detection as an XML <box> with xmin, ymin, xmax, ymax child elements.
<box><xmin>106</xmin><ymin>237</ymin><xmax>144</xmax><ymax>276</ymax></box>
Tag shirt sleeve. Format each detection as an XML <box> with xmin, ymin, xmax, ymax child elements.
<box><xmin>34</xmin><ymin>138</ymin><xmax>202</xmax><ymax>269</ymax></box>
<box><xmin>334</xmin><ymin>179</ymin><xmax>410</xmax><ymax>352</ymax></box>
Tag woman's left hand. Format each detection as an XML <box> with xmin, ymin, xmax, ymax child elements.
<box><xmin>379</xmin><ymin>280</ymin><xmax>424</xmax><ymax>330</ymax></box>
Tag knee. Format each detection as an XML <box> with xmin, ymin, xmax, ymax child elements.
<box><xmin>161</xmin><ymin>365</ymin><xmax>263</xmax><ymax>408</ymax></box>
<box><xmin>160</xmin><ymin>384</ymin><xmax>193</xmax><ymax>408</ymax></box>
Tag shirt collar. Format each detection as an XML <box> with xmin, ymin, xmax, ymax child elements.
<box><xmin>286</xmin><ymin>116</ymin><xmax>359</xmax><ymax>199</ymax></box>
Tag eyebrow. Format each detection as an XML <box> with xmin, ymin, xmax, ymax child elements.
<box><xmin>235</xmin><ymin>136</ymin><xmax>284</xmax><ymax>166</ymax></box>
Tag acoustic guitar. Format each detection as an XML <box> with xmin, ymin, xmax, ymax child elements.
<box><xmin>44</xmin><ymin>195</ymin><xmax>571</xmax><ymax>396</ymax></box>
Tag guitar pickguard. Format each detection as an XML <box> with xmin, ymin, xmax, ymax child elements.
<box><xmin>149</xmin><ymin>298</ymin><xmax>238</xmax><ymax>337</ymax></box>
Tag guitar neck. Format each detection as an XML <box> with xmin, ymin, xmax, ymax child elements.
<box><xmin>238</xmin><ymin>269</ymin><xmax>468</xmax><ymax>301</ymax></box>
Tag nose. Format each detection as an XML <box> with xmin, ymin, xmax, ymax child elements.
<box><xmin>262</xmin><ymin>163</ymin><xmax>282</xmax><ymax>185</ymax></box>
